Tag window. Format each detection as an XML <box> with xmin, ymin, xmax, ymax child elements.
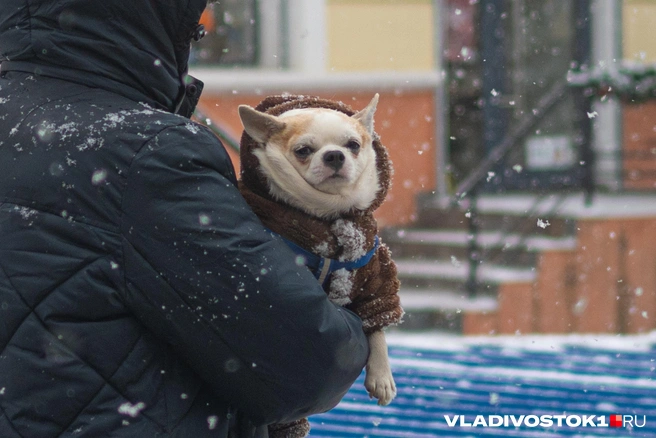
<box><xmin>191</xmin><ymin>0</ymin><xmax>259</xmax><ymax>67</ymax></box>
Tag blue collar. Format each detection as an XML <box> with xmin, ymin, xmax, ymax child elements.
<box><xmin>268</xmin><ymin>230</ymin><xmax>380</xmax><ymax>287</ymax></box>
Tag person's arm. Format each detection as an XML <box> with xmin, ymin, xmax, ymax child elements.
<box><xmin>119</xmin><ymin>124</ymin><xmax>369</xmax><ymax>426</ymax></box>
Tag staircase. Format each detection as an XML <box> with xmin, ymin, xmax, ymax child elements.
<box><xmin>384</xmin><ymin>193</ymin><xmax>579</xmax><ymax>334</ymax></box>
<box><xmin>385</xmin><ymin>192</ymin><xmax>656</xmax><ymax>335</ymax></box>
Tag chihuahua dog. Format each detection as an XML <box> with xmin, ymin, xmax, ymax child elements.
<box><xmin>238</xmin><ymin>94</ymin><xmax>402</xmax><ymax>437</ymax></box>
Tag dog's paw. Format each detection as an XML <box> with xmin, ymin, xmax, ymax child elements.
<box><xmin>364</xmin><ymin>370</ymin><xmax>397</xmax><ymax>406</ymax></box>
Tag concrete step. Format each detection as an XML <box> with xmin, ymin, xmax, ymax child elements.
<box><xmin>384</xmin><ymin>229</ymin><xmax>577</xmax><ymax>265</ymax></box>
<box><xmin>395</xmin><ymin>258</ymin><xmax>536</xmax><ymax>290</ymax></box>
<box><xmin>397</xmin><ymin>288</ymin><xmax>498</xmax><ymax>332</ymax></box>
<box><xmin>399</xmin><ymin>289</ymin><xmax>498</xmax><ymax>312</ymax></box>
<box><xmin>414</xmin><ymin>194</ymin><xmax>576</xmax><ymax>238</ymax></box>
<box><xmin>386</xmin><ymin>229</ymin><xmax>577</xmax><ymax>251</ymax></box>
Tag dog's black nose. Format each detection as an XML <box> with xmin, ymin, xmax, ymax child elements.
<box><xmin>323</xmin><ymin>150</ymin><xmax>345</xmax><ymax>171</ymax></box>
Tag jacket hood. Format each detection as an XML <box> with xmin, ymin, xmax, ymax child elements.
<box><xmin>0</xmin><ymin>0</ymin><xmax>207</xmax><ymax>113</ymax></box>
<box><xmin>240</xmin><ymin>94</ymin><xmax>394</xmax><ymax>216</ymax></box>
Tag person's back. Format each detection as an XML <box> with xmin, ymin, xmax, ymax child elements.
<box><xmin>0</xmin><ymin>1</ymin><xmax>369</xmax><ymax>437</ymax></box>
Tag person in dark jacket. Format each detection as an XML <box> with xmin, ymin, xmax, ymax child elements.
<box><xmin>0</xmin><ymin>1</ymin><xmax>369</xmax><ymax>437</ymax></box>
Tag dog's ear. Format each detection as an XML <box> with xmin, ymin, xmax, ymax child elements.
<box><xmin>238</xmin><ymin>105</ymin><xmax>286</xmax><ymax>144</ymax></box>
<box><xmin>353</xmin><ymin>93</ymin><xmax>379</xmax><ymax>136</ymax></box>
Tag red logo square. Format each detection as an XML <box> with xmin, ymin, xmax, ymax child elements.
<box><xmin>610</xmin><ymin>414</ymin><xmax>623</xmax><ymax>428</ymax></box>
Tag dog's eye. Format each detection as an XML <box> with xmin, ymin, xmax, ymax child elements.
<box><xmin>294</xmin><ymin>146</ymin><xmax>313</xmax><ymax>158</ymax></box>
<box><xmin>345</xmin><ymin>140</ymin><xmax>361</xmax><ymax>152</ymax></box>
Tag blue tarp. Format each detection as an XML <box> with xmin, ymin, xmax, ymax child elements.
<box><xmin>310</xmin><ymin>339</ymin><xmax>656</xmax><ymax>437</ymax></box>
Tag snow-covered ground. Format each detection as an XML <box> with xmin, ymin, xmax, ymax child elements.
<box><xmin>310</xmin><ymin>331</ymin><xmax>656</xmax><ymax>437</ymax></box>
<box><xmin>386</xmin><ymin>331</ymin><xmax>656</xmax><ymax>353</ymax></box>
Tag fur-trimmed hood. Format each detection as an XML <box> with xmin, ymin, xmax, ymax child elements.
<box><xmin>239</xmin><ymin>94</ymin><xmax>394</xmax><ymax>217</ymax></box>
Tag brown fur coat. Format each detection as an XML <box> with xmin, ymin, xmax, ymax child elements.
<box><xmin>238</xmin><ymin>95</ymin><xmax>403</xmax><ymax>438</ymax></box>
<box><xmin>239</xmin><ymin>94</ymin><xmax>403</xmax><ymax>333</ymax></box>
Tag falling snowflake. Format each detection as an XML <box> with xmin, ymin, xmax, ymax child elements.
<box><xmin>118</xmin><ymin>401</ymin><xmax>146</xmax><ymax>418</ymax></box>
<box><xmin>198</xmin><ymin>214</ymin><xmax>211</xmax><ymax>226</ymax></box>
<box><xmin>573</xmin><ymin>298</ymin><xmax>588</xmax><ymax>315</ymax></box>
<box><xmin>91</xmin><ymin>169</ymin><xmax>108</xmax><ymax>185</ymax></box>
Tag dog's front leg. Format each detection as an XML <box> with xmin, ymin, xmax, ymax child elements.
<box><xmin>364</xmin><ymin>330</ymin><xmax>396</xmax><ymax>406</ymax></box>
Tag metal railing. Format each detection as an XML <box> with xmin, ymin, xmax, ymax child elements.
<box><xmin>452</xmin><ymin>79</ymin><xmax>570</xmax><ymax>201</ymax></box>
<box><xmin>192</xmin><ymin>107</ymin><xmax>241</xmax><ymax>153</ymax></box>
<box><xmin>450</xmin><ymin>78</ymin><xmax>592</xmax><ymax>296</ymax></box>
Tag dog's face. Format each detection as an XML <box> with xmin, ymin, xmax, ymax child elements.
<box><xmin>239</xmin><ymin>95</ymin><xmax>381</xmax><ymax>219</ymax></box>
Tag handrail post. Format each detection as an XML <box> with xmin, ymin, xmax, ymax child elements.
<box><xmin>573</xmin><ymin>0</ymin><xmax>594</xmax><ymax>205</ymax></box>
<box><xmin>465</xmin><ymin>187</ymin><xmax>479</xmax><ymax>297</ymax></box>
<box><xmin>577</xmin><ymin>86</ymin><xmax>595</xmax><ymax>207</ymax></box>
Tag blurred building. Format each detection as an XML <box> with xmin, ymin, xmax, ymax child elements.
<box><xmin>191</xmin><ymin>0</ymin><xmax>656</xmax><ymax>336</ymax></box>
<box><xmin>191</xmin><ymin>0</ymin><xmax>442</xmax><ymax>227</ymax></box>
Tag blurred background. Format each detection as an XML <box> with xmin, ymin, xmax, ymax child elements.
<box><xmin>189</xmin><ymin>0</ymin><xmax>656</xmax><ymax>337</ymax></box>
<box><xmin>188</xmin><ymin>2</ymin><xmax>656</xmax><ymax>435</ymax></box>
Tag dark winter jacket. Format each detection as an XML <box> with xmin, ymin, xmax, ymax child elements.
<box><xmin>0</xmin><ymin>1</ymin><xmax>369</xmax><ymax>437</ymax></box>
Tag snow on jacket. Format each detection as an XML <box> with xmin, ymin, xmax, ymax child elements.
<box><xmin>0</xmin><ymin>1</ymin><xmax>369</xmax><ymax>437</ymax></box>
<box><xmin>239</xmin><ymin>95</ymin><xmax>404</xmax><ymax>334</ymax></box>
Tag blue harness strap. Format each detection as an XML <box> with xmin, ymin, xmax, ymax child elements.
<box><xmin>267</xmin><ymin>230</ymin><xmax>380</xmax><ymax>287</ymax></box>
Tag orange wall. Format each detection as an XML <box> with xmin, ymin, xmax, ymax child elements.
<box><xmin>572</xmin><ymin>218</ymin><xmax>656</xmax><ymax>333</ymax></box>
<box><xmin>464</xmin><ymin>217</ymin><xmax>656</xmax><ymax>336</ymax></box>
<box><xmin>197</xmin><ymin>90</ymin><xmax>437</xmax><ymax>227</ymax></box>
<box><xmin>623</xmin><ymin>102</ymin><xmax>656</xmax><ymax>190</ymax></box>
<box><xmin>534</xmin><ymin>251</ymin><xmax>576</xmax><ymax>333</ymax></box>
<box><xmin>497</xmin><ymin>282</ymin><xmax>535</xmax><ymax>335</ymax></box>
